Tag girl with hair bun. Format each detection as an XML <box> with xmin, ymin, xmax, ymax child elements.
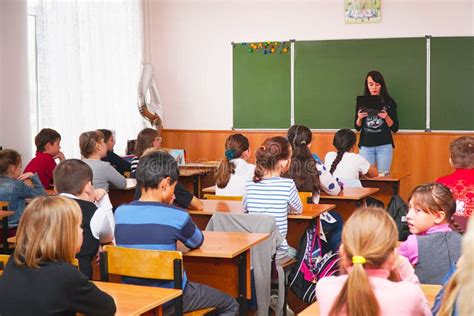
<box><xmin>243</xmin><ymin>136</ymin><xmax>302</xmax><ymax>261</ymax></box>
<box><xmin>215</xmin><ymin>134</ymin><xmax>255</xmax><ymax>196</ymax></box>
<box><xmin>317</xmin><ymin>207</ymin><xmax>430</xmax><ymax>316</ymax></box>
<box><xmin>325</xmin><ymin>129</ymin><xmax>378</xmax><ymax>188</ymax></box>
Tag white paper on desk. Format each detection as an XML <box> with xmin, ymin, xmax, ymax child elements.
<box><xmin>99</xmin><ymin>216</ymin><xmax>114</xmax><ymax>244</ymax></box>
<box><xmin>125</xmin><ymin>178</ymin><xmax>137</xmax><ymax>189</ymax></box>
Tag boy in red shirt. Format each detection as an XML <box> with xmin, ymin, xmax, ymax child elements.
<box><xmin>436</xmin><ymin>136</ymin><xmax>474</xmax><ymax>232</ymax></box>
<box><xmin>25</xmin><ymin>128</ymin><xmax>65</xmax><ymax>188</ymax></box>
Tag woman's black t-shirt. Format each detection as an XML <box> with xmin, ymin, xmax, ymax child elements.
<box><xmin>354</xmin><ymin>97</ymin><xmax>399</xmax><ymax>148</ymax></box>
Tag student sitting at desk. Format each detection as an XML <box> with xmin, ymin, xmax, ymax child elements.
<box><xmin>325</xmin><ymin>129</ymin><xmax>378</xmax><ymax>187</ymax></box>
<box><xmin>98</xmin><ymin>129</ymin><xmax>131</xmax><ymax>176</ymax></box>
<box><xmin>24</xmin><ymin>128</ymin><xmax>65</xmax><ymax>189</ymax></box>
<box><xmin>215</xmin><ymin>134</ymin><xmax>255</xmax><ymax>196</ymax></box>
<box><xmin>54</xmin><ymin>159</ymin><xmax>115</xmax><ymax>279</ymax></box>
<box><xmin>134</xmin><ymin>147</ymin><xmax>203</xmax><ymax>210</ymax></box>
<box><xmin>285</xmin><ymin>125</ymin><xmax>343</xmax><ymax>253</ymax></box>
<box><xmin>115</xmin><ymin>151</ymin><xmax>238</xmax><ymax>315</ymax></box>
<box><xmin>436</xmin><ymin>136</ymin><xmax>474</xmax><ymax>232</ymax></box>
<box><xmin>0</xmin><ymin>149</ymin><xmax>46</xmax><ymax>227</ymax></box>
<box><xmin>80</xmin><ymin>131</ymin><xmax>127</xmax><ymax>192</ymax></box>
<box><xmin>244</xmin><ymin>136</ymin><xmax>302</xmax><ymax>261</ymax></box>
<box><xmin>130</xmin><ymin>128</ymin><xmax>161</xmax><ymax>177</ymax></box>
<box><xmin>316</xmin><ymin>207</ymin><xmax>430</xmax><ymax>316</ymax></box>
<box><xmin>0</xmin><ymin>196</ymin><xmax>116</xmax><ymax>315</ymax></box>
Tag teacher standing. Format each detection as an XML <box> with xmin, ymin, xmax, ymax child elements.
<box><xmin>354</xmin><ymin>70</ymin><xmax>399</xmax><ymax>173</ymax></box>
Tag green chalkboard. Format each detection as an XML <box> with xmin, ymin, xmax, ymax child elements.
<box><xmin>430</xmin><ymin>37</ymin><xmax>474</xmax><ymax>130</ymax></box>
<box><xmin>294</xmin><ymin>38</ymin><xmax>426</xmax><ymax>129</ymax></box>
<box><xmin>233</xmin><ymin>42</ymin><xmax>291</xmax><ymax>128</ymax></box>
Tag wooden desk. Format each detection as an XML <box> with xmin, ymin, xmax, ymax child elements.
<box><xmin>360</xmin><ymin>172</ymin><xmax>410</xmax><ymax>206</ymax></box>
<box><xmin>320</xmin><ymin>187</ymin><xmax>379</xmax><ymax>221</ymax></box>
<box><xmin>189</xmin><ymin>199</ymin><xmax>335</xmax><ymax>248</ymax></box>
<box><xmin>179</xmin><ymin>231</ymin><xmax>268</xmax><ymax>316</ymax></box>
<box><xmin>0</xmin><ymin>210</ymin><xmax>14</xmax><ymax>254</ymax></box>
<box><xmin>298</xmin><ymin>283</ymin><xmax>442</xmax><ymax>315</ymax></box>
<box><xmin>179</xmin><ymin>163</ymin><xmax>218</xmax><ymax>198</ymax></box>
<box><xmin>421</xmin><ymin>284</ymin><xmax>442</xmax><ymax>307</ymax></box>
<box><xmin>93</xmin><ymin>281</ymin><xmax>182</xmax><ymax>316</ymax></box>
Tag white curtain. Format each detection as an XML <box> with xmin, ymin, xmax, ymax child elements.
<box><xmin>34</xmin><ymin>0</ymin><xmax>145</xmax><ymax>158</ymax></box>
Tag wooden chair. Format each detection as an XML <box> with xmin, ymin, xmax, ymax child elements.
<box><xmin>100</xmin><ymin>246</ymin><xmax>215</xmax><ymax>316</ymax></box>
<box><xmin>204</xmin><ymin>194</ymin><xmax>243</xmax><ymax>201</ymax></box>
<box><xmin>0</xmin><ymin>202</ymin><xmax>15</xmax><ymax>254</ymax></box>
<box><xmin>0</xmin><ymin>254</ymin><xmax>9</xmax><ymax>276</ymax></box>
<box><xmin>298</xmin><ymin>192</ymin><xmax>312</xmax><ymax>204</ymax></box>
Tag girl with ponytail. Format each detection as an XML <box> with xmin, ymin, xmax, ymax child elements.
<box><xmin>317</xmin><ymin>207</ymin><xmax>431</xmax><ymax>316</ymax></box>
<box><xmin>325</xmin><ymin>129</ymin><xmax>378</xmax><ymax>188</ymax></box>
<box><xmin>243</xmin><ymin>136</ymin><xmax>302</xmax><ymax>261</ymax></box>
<box><xmin>215</xmin><ymin>134</ymin><xmax>255</xmax><ymax>196</ymax></box>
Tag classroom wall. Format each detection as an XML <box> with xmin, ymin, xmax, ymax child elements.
<box><xmin>0</xmin><ymin>0</ymin><xmax>32</xmax><ymax>160</ymax></box>
<box><xmin>148</xmin><ymin>0</ymin><xmax>474</xmax><ymax>130</ymax></box>
<box><xmin>161</xmin><ymin>129</ymin><xmax>465</xmax><ymax>201</ymax></box>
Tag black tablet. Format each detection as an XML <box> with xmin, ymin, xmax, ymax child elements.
<box><xmin>356</xmin><ymin>96</ymin><xmax>383</xmax><ymax>115</ymax></box>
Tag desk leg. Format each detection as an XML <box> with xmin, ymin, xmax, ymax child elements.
<box><xmin>2</xmin><ymin>217</ymin><xmax>9</xmax><ymax>255</ymax></box>
<box><xmin>235</xmin><ymin>252</ymin><xmax>248</xmax><ymax>316</ymax></box>
<box><xmin>193</xmin><ymin>175</ymin><xmax>200</xmax><ymax>198</ymax></box>
<box><xmin>393</xmin><ymin>181</ymin><xmax>400</xmax><ymax>196</ymax></box>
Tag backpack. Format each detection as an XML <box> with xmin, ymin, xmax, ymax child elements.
<box><xmin>288</xmin><ymin>221</ymin><xmax>340</xmax><ymax>303</ymax></box>
<box><xmin>386</xmin><ymin>194</ymin><xmax>410</xmax><ymax>241</ymax></box>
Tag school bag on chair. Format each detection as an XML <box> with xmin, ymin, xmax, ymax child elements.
<box><xmin>288</xmin><ymin>221</ymin><xmax>340</xmax><ymax>303</ymax></box>
<box><xmin>386</xmin><ymin>194</ymin><xmax>410</xmax><ymax>241</ymax></box>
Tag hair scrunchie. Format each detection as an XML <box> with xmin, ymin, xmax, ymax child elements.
<box><xmin>300</xmin><ymin>140</ymin><xmax>307</xmax><ymax>145</ymax></box>
<box><xmin>225</xmin><ymin>149</ymin><xmax>235</xmax><ymax>160</ymax></box>
<box><xmin>352</xmin><ymin>255</ymin><xmax>366</xmax><ymax>265</ymax></box>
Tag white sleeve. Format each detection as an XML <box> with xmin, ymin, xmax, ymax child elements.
<box><xmin>90</xmin><ymin>193</ymin><xmax>115</xmax><ymax>243</ymax></box>
<box><xmin>316</xmin><ymin>159</ymin><xmax>342</xmax><ymax>196</ymax></box>
<box><xmin>357</xmin><ymin>154</ymin><xmax>371</xmax><ymax>175</ymax></box>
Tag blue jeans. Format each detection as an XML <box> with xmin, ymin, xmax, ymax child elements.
<box><xmin>359</xmin><ymin>144</ymin><xmax>393</xmax><ymax>173</ymax></box>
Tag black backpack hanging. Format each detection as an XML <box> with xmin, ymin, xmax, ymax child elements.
<box><xmin>386</xmin><ymin>194</ymin><xmax>410</xmax><ymax>241</ymax></box>
<box><xmin>288</xmin><ymin>221</ymin><xmax>340</xmax><ymax>303</ymax></box>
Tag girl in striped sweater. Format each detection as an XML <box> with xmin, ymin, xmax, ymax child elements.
<box><xmin>243</xmin><ymin>136</ymin><xmax>303</xmax><ymax>261</ymax></box>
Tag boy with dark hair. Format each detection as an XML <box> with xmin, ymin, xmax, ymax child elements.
<box><xmin>436</xmin><ymin>136</ymin><xmax>474</xmax><ymax>232</ymax></box>
<box><xmin>54</xmin><ymin>159</ymin><xmax>115</xmax><ymax>279</ymax></box>
<box><xmin>97</xmin><ymin>129</ymin><xmax>131</xmax><ymax>175</ymax></box>
<box><xmin>115</xmin><ymin>151</ymin><xmax>238</xmax><ymax>315</ymax></box>
<box><xmin>25</xmin><ymin>128</ymin><xmax>65</xmax><ymax>188</ymax></box>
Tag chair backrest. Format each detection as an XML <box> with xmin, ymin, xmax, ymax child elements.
<box><xmin>0</xmin><ymin>254</ymin><xmax>9</xmax><ymax>275</ymax></box>
<box><xmin>100</xmin><ymin>245</ymin><xmax>183</xmax><ymax>286</ymax></box>
<box><xmin>298</xmin><ymin>192</ymin><xmax>312</xmax><ymax>204</ymax></box>
<box><xmin>0</xmin><ymin>201</ymin><xmax>8</xmax><ymax>210</ymax></box>
<box><xmin>204</xmin><ymin>194</ymin><xmax>243</xmax><ymax>201</ymax></box>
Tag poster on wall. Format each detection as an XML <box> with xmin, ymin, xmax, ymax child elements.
<box><xmin>345</xmin><ymin>0</ymin><xmax>381</xmax><ymax>23</ymax></box>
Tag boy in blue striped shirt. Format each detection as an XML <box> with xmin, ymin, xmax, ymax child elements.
<box><xmin>115</xmin><ymin>150</ymin><xmax>238</xmax><ymax>315</ymax></box>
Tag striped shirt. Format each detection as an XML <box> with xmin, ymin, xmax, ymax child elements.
<box><xmin>130</xmin><ymin>156</ymin><xmax>139</xmax><ymax>177</ymax></box>
<box><xmin>243</xmin><ymin>177</ymin><xmax>302</xmax><ymax>258</ymax></box>
<box><xmin>115</xmin><ymin>201</ymin><xmax>204</xmax><ymax>288</ymax></box>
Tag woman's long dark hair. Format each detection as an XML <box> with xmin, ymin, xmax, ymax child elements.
<box><xmin>285</xmin><ymin>125</ymin><xmax>320</xmax><ymax>196</ymax></box>
<box><xmin>364</xmin><ymin>70</ymin><xmax>392</xmax><ymax>103</ymax></box>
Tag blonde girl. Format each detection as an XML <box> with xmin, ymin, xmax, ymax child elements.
<box><xmin>0</xmin><ymin>149</ymin><xmax>46</xmax><ymax>226</ymax></box>
<box><xmin>0</xmin><ymin>196</ymin><xmax>116</xmax><ymax>315</ymax></box>
<box><xmin>317</xmin><ymin>207</ymin><xmax>430</xmax><ymax>316</ymax></box>
<box><xmin>215</xmin><ymin>134</ymin><xmax>255</xmax><ymax>196</ymax></box>
<box><xmin>243</xmin><ymin>136</ymin><xmax>302</xmax><ymax>260</ymax></box>
<box><xmin>399</xmin><ymin>183</ymin><xmax>462</xmax><ymax>284</ymax></box>
<box><xmin>80</xmin><ymin>130</ymin><xmax>127</xmax><ymax>191</ymax></box>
